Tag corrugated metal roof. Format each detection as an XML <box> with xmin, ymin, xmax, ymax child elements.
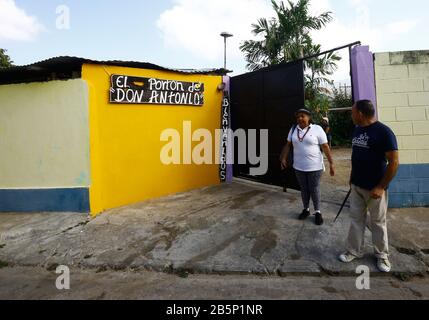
<box><xmin>0</xmin><ymin>56</ymin><xmax>230</xmax><ymax>85</ymax></box>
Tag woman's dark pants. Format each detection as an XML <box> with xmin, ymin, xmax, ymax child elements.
<box><xmin>295</xmin><ymin>170</ymin><xmax>323</xmax><ymax>211</ymax></box>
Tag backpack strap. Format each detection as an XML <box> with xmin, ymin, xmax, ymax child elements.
<box><xmin>291</xmin><ymin>124</ymin><xmax>298</xmax><ymax>139</ymax></box>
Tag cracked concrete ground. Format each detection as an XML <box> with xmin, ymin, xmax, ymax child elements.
<box><xmin>0</xmin><ymin>149</ymin><xmax>428</xmax><ymax>292</ymax></box>
<box><xmin>0</xmin><ymin>182</ymin><xmax>428</xmax><ymax>277</ymax></box>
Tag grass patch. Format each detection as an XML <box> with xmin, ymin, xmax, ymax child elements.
<box><xmin>176</xmin><ymin>269</ymin><xmax>190</xmax><ymax>279</ymax></box>
<box><xmin>0</xmin><ymin>260</ymin><xmax>9</xmax><ymax>269</ymax></box>
<box><xmin>393</xmin><ymin>272</ymin><xmax>413</xmax><ymax>282</ymax></box>
<box><xmin>46</xmin><ymin>263</ymin><xmax>59</xmax><ymax>271</ymax></box>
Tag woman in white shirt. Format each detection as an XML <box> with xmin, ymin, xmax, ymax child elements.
<box><xmin>280</xmin><ymin>109</ymin><xmax>335</xmax><ymax>226</ymax></box>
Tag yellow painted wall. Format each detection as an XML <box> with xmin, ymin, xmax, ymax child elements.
<box><xmin>82</xmin><ymin>64</ymin><xmax>223</xmax><ymax>215</ymax></box>
<box><xmin>0</xmin><ymin>80</ymin><xmax>90</xmax><ymax>189</ymax></box>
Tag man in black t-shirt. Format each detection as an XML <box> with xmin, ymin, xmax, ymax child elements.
<box><xmin>339</xmin><ymin>100</ymin><xmax>399</xmax><ymax>273</ymax></box>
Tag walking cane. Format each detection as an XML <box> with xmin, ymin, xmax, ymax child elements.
<box><xmin>334</xmin><ymin>189</ymin><xmax>352</xmax><ymax>223</ymax></box>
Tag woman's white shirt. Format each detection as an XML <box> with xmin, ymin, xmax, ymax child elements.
<box><xmin>287</xmin><ymin>124</ymin><xmax>328</xmax><ymax>172</ymax></box>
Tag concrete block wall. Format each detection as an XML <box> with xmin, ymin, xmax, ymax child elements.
<box><xmin>0</xmin><ymin>79</ymin><xmax>91</xmax><ymax>212</ymax></box>
<box><xmin>375</xmin><ymin>50</ymin><xmax>429</xmax><ymax>207</ymax></box>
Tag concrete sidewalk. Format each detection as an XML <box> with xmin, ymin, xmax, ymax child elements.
<box><xmin>0</xmin><ymin>180</ymin><xmax>428</xmax><ymax>277</ymax></box>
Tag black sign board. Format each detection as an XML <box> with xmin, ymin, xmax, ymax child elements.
<box><xmin>109</xmin><ymin>75</ymin><xmax>204</xmax><ymax>106</ymax></box>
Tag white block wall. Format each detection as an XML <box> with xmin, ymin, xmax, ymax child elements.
<box><xmin>375</xmin><ymin>51</ymin><xmax>429</xmax><ymax>164</ymax></box>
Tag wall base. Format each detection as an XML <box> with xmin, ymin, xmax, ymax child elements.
<box><xmin>389</xmin><ymin>164</ymin><xmax>429</xmax><ymax>208</ymax></box>
<box><xmin>0</xmin><ymin>188</ymin><xmax>90</xmax><ymax>213</ymax></box>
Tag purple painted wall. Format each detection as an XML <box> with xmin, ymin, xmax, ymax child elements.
<box><xmin>351</xmin><ymin>46</ymin><xmax>377</xmax><ymax>113</ymax></box>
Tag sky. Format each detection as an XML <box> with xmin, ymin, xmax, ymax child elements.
<box><xmin>1</xmin><ymin>0</ymin><xmax>428</xmax><ymax>83</ymax></box>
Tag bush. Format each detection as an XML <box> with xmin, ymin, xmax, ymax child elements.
<box><xmin>330</xmin><ymin>110</ymin><xmax>354</xmax><ymax>147</ymax></box>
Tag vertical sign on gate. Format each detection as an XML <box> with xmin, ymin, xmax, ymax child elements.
<box><xmin>219</xmin><ymin>76</ymin><xmax>234</xmax><ymax>182</ymax></box>
<box><xmin>220</xmin><ymin>91</ymin><xmax>230</xmax><ymax>182</ymax></box>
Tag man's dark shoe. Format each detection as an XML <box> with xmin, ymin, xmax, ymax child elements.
<box><xmin>299</xmin><ymin>209</ymin><xmax>310</xmax><ymax>220</ymax></box>
<box><xmin>315</xmin><ymin>212</ymin><xmax>324</xmax><ymax>226</ymax></box>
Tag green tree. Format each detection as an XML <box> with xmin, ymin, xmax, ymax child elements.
<box><xmin>240</xmin><ymin>0</ymin><xmax>341</xmax><ymax>119</ymax></box>
<box><xmin>304</xmin><ymin>44</ymin><xmax>341</xmax><ymax>101</ymax></box>
<box><xmin>240</xmin><ymin>0</ymin><xmax>338</xmax><ymax>70</ymax></box>
<box><xmin>240</xmin><ymin>17</ymin><xmax>282</xmax><ymax>71</ymax></box>
<box><xmin>0</xmin><ymin>49</ymin><xmax>13</xmax><ymax>68</ymax></box>
<box><xmin>306</xmin><ymin>92</ymin><xmax>330</xmax><ymax>124</ymax></box>
<box><xmin>272</xmin><ymin>0</ymin><xmax>333</xmax><ymax>61</ymax></box>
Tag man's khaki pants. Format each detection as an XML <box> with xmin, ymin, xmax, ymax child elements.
<box><xmin>346</xmin><ymin>184</ymin><xmax>389</xmax><ymax>259</ymax></box>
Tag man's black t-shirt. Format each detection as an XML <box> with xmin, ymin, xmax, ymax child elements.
<box><xmin>351</xmin><ymin>121</ymin><xmax>398</xmax><ymax>191</ymax></box>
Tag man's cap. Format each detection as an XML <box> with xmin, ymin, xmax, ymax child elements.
<box><xmin>295</xmin><ymin>108</ymin><xmax>312</xmax><ymax>116</ymax></box>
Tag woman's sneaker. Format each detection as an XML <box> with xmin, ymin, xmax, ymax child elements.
<box><xmin>339</xmin><ymin>252</ymin><xmax>358</xmax><ymax>263</ymax></box>
<box><xmin>315</xmin><ymin>212</ymin><xmax>324</xmax><ymax>226</ymax></box>
<box><xmin>299</xmin><ymin>209</ymin><xmax>310</xmax><ymax>220</ymax></box>
<box><xmin>377</xmin><ymin>258</ymin><xmax>392</xmax><ymax>273</ymax></box>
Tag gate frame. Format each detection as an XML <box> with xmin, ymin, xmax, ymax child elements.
<box><xmin>228</xmin><ymin>41</ymin><xmax>362</xmax><ymax>190</ymax></box>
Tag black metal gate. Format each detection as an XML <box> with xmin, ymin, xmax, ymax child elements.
<box><xmin>230</xmin><ymin>60</ymin><xmax>305</xmax><ymax>190</ymax></box>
